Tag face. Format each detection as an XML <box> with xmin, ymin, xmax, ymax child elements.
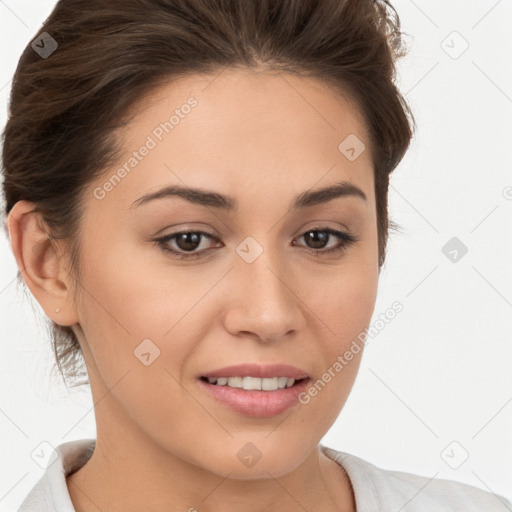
<box><xmin>69</xmin><ymin>68</ymin><xmax>379</xmax><ymax>479</ymax></box>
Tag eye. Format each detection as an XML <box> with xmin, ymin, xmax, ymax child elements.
<box><xmin>154</xmin><ymin>230</ymin><xmax>222</xmax><ymax>259</ymax></box>
<box><xmin>154</xmin><ymin>227</ymin><xmax>358</xmax><ymax>260</ymax></box>
<box><xmin>293</xmin><ymin>227</ymin><xmax>358</xmax><ymax>256</ymax></box>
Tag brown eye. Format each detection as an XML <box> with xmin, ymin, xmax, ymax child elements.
<box><xmin>303</xmin><ymin>230</ymin><xmax>330</xmax><ymax>249</ymax></box>
<box><xmin>155</xmin><ymin>230</ymin><xmax>220</xmax><ymax>259</ymax></box>
<box><xmin>174</xmin><ymin>232</ymin><xmax>203</xmax><ymax>251</ymax></box>
<box><xmin>294</xmin><ymin>228</ymin><xmax>358</xmax><ymax>255</ymax></box>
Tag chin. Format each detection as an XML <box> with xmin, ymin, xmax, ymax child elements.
<box><xmin>195</xmin><ymin>439</ymin><xmax>311</xmax><ymax>481</ymax></box>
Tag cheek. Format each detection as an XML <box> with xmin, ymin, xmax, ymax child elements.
<box><xmin>75</xmin><ymin>234</ymin><xmax>219</xmax><ymax>379</ymax></box>
<box><xmin>297</xmin><ymin>255</ymin><xmax>378</xmax><ymax>410</ymax></box>
<box><xmin>74</xmin><ymin>246</ymin><xmax>202</xmax><ymax>438</ymax></box>
<box><xmin>308</xmin><ymin>252</ymin><xmax>379</xmax><ymax>341</ymax></box>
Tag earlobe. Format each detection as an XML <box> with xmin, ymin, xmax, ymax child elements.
<box><xmin>6</xmin><ymin>200</ymin><xmax>79</xmax><ymax>326</ymax></box>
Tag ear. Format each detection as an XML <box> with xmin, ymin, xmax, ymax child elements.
<box><xmin>6</xmin><ymin>200</ymin><xmax>79</xmax><ymax>326</ymax></box>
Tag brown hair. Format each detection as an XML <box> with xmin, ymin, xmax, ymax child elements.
<box><xmin>1</xmin><ymin>0</ymin><xmax>415</xmax><ymax>389</ymax></box>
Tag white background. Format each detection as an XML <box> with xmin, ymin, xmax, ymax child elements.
<box><xmin>1</xmin><ymin>0</ymin><xmax>511</xmax><ymax>509</ymax></box>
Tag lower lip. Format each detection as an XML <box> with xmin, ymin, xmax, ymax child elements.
<box><xmin>198</xmin><ymin>378</ymin><xmax>309</xmax><ymax>418</ymax></box>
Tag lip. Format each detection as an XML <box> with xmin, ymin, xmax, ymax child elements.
<box><xmin>198</xmin><ymin>363</ymin><xmax>310</xmax><ymax>417</ymax></box>
<box><xmin>201</xmin><ymin>363</ymin><xmax>309</xmax><ymax>380</ymax></box>
<box><xmin>198</xmin><ymin>377</ymin><xmax>310</xmax><ymax>417</ymax></box>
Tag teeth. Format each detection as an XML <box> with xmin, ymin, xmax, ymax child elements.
<box><xmin>261</xmin><ymin>377</ymin><xmax>278</xmax><ymax>391</ymax></box>
<box><xmin>227</xmin><ymin>377</ymin><xmax>243</xmax><ymax>388</ymax></box>
<box><xmin>243</xmin><ymin>376</ymin><xmax>261</xmax><ymax>390</ymax></box>
<box><xmin>205</xmin><ymin>376</ymin><xmax>298</xmax><ymax>390</ymax></box>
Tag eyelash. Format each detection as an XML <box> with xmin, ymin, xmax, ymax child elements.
<box><xmin>153</xmin><ymin>227</ymin><xmax>358</xmax><ymax>260</ymax></box>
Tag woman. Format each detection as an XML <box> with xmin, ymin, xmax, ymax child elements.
<box><xmin>2</xmin><ymin>0</ymin><xmax>510</xmax><ymax>510</ymax></box>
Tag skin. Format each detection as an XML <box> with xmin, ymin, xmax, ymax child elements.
<box><xmin>8</xmin><ymin>68</ymin><xmax>380</xmax><ymax>512</ymax></box>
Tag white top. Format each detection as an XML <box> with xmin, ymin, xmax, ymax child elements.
<box><xmin>17</xmin><ymin>438</ymin><xmax>511</xmax><ymax>511</ymax></box>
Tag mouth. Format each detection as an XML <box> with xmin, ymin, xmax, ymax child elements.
<box><xmin>197</xmin><ymin>364</ymin><xmax>311</xmax><ymax>417</ymax></box>
<box><xmin>199</xmin><ymin>375</ymin><xmax>308</xmax><ymax>390</ymax></box>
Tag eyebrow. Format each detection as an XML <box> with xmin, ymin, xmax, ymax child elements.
<box><xmin>129</xmin><ymin>179</ymin><xmax>367</xmax><ymax>211</ymax></box>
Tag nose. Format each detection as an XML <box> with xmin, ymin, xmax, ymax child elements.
<box><xmin>222</xmin><ymin>243</ymin><xmax>306</xmax><ymax>343</ymax></box>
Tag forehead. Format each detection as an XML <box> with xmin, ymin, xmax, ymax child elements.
<box><xmin>126</xmin><ymin>68</ymin><xmax>372</xmax><ymax>155</ymax></box>
<box><xmin>88</xmin><ymin>68</ymin><xmax>375</xmax><ymax>215</ymax></box>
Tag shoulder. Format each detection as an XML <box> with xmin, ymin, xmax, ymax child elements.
<box><xmin>321</xmin><ymin>445</ymin><xmax>512</xmax><ymax>511</ymax></box>
<box><xmin>18</xmin><ymin>438</ymin><xmax>96</xmax><ymax>512</ymax></box>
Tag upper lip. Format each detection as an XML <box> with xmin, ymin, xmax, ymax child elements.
<box><xmin>201</xmin><ymin>363</ymin><xmax>309</xmax><ymax>380</ymax></box>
